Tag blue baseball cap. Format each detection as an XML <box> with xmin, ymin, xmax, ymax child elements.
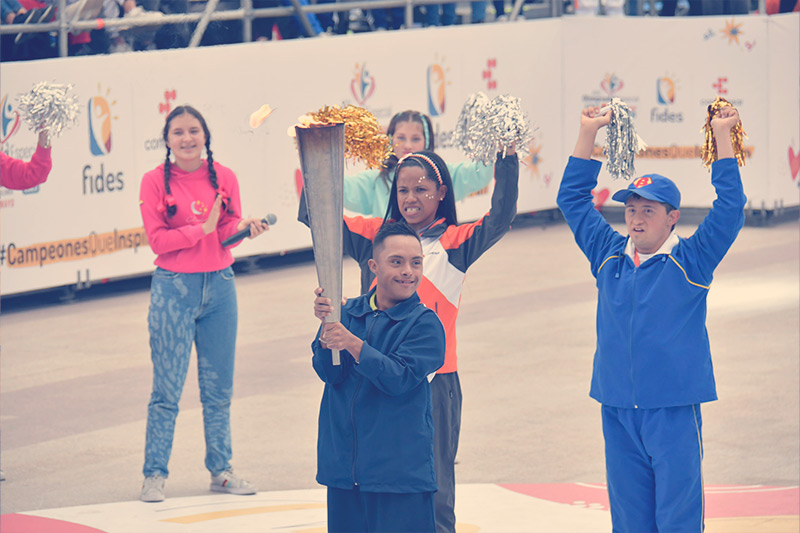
<box><xmin>612</xmin><ymin>174</ymin><xmax>681</xmax><ymax>210</ymax></box>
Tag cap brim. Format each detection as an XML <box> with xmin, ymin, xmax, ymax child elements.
<box><xmin>611</xmin><ymin>190</ymin><xmax>631</xmax><ymax>203</ymax></box>
<box><xmin>612</xmin><ymin>188</ymin><xmax>669</xmax><ymax>205</ymax></box>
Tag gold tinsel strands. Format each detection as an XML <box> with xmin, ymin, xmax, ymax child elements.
<box><xmin>701</xmin><ymin>96</ymin><xmax>747</xmax><ymax>170</ymax></box>
<box><xmin>302</xmin><ymin>105</ymin><xmax>392</xmax><ymax>169</ymax></box>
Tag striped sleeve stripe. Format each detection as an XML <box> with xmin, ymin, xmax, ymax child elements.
<box><xmin>439</xmin><ymin>217</ymin><xmax>486</xmax><ymax>250</ymax></box>
<box><xmin>669</xmin><ymin>256</ymin><xmax>710</xmax><ymax>290</ymax></box>
<box><xmin>344</xmin><ymin>216</ymin><xmax>384</xmax><ymax>240</ymax></box>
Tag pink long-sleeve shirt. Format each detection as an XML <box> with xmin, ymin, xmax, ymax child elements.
<box><xmin>139</xmin><ymin>160</ymin><xmax>243</xmax><ymax>273</ymax></box>
<box><xmin>0</xmin><ymin>145</ymin><xmax>52</xmax><ymax>190</ymax></box>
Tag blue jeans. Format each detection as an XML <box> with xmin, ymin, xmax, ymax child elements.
<box><xmin>1</xmin><ymin>0</ymin><xmax>22</xmax><ymax>20</ymax></box>
<box><xmin>371</xmin><ymin>4</ymin><xmax>404</xmax><ymax>29</ymax></box>
<box><xmin>425</xmin><ymin>2</ymin><xmax>456</xmax><ymax>25</ymax></box>
<box><xmin>143</xmin><ymin>266</ymin><xmax>238</xmax><ymax>478</ymax></box>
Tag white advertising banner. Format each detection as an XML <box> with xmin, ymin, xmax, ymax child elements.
<box><xmin>564</xmin><ymin>14</ymin><xmax>780</xmax><ymax>210</ymax></box>
<box><xmin>0</xmin><ymin>14</ymin><xmax>797</xmax><ymax>296</ymax></box>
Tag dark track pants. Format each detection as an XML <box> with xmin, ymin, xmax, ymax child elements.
<box><xmin>327</xmin><ymin>486</ymin><xmax>435</xmax><ymax>532</ymax></box>
<box><xmin>431</xmin><ymin>371</ymin><xmax>462</xmax><ymax>533</ymax></box>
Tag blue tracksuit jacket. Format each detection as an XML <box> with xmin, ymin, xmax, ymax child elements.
<box><xmin>557</xmin><ymin>156</ymin><xmax>747</xmax><ymax>409</ymax></box>
<box><xmin>312</xmin><ymin>289</ymin><xmax>446</xmax><ymax>493</ymax></box>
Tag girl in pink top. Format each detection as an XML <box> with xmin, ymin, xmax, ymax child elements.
<box><xmin>0</xmin><ymin>131</ymin><xmax>52</xmax><ymax>190</ymax></box>
<box><xmin>138</xmin><ymin>105</ymin><xmax>268</xmax><ymax>503</ymax></box>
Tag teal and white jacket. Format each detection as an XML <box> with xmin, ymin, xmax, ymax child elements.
<box><xmin>344</xmin><ymin>161</ymin><xmax>494</xmax><ymax>217</ymax></box>
<box><xmin>557</xmin><ymin>156</ymin><xmax>746</xmax><ymax>409</ymax></box>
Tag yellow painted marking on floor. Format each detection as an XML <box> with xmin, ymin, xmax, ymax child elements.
<box><xmin>161</xmin><ymin>503</ymin><xmax>326</xmax><ymax>524</ymax></box>
<box><xmin>706</xmin><ymin>515</ymin><xmax>799</xmax><ymax>533</ymax></box>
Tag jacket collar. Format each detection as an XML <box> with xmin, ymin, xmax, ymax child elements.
<box><xmin>348</xmin><ymin>287</ymin><xmax>422</xmax><ymax>320</ymax></box>
<box><xmin>419</xmin><ymin>218</ymin><xmax>448</xmax><ymax>239</ymax></box>
<box><xmin>383</xmin><ymin>217</ymin><xmax>448</xmax><ymax>239</ymax></box>
<box><xmin>623</xmin><ymin>231</ymin><xmax>680</xmax><ymax>263</ymax></box>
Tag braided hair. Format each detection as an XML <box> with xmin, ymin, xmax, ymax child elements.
<box><xmin>378</xmin><ymin>110</ymin><xmax>435</xmax><ymax>189</ymax></box>
<box><xmin>162</xmin><ymin>105</ymin><xmax>231</xmax><ymax>217</ymax></box>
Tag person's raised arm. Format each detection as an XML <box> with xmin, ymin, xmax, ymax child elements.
<box><xmin>710</xmin><ymin>106</ymin><xmax>740</xmax><ymax>161</ymax></box>
<box><xmin>573</xmin><ymin>106</ymin><xmax>611</xmax><ymax>160</ymax></box>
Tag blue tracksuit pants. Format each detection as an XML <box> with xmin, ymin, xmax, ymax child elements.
<box><xmin>143</xmin><ymin>266</ymin><xmax>238</xmax><ymax>478</ymax></box>
<box><xmin>602</xmin><ymin>404</ymin><xmax>705</xmax><ymax>533</ymax></box>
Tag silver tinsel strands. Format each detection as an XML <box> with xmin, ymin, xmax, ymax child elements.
<box><xmin>601</xmin><ymin>97</ymin><xmax>646</xmax><ymax>180</ymax></box>
<box><xmin>453</xmin><ymin>92</ymin><xmax>533</xmax><ymax>166</ymax></box>
<box><xmin>453</xmin><ymin>92</ymin><xmax>490</xmax><ymax>161</ymax></box>
<box><xmin>16</xmin><ymin>82</ymin><xmax>80</xmax><ymax>137</ymax></box>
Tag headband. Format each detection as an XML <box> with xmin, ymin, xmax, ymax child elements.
<box><xmin>397</xmin><ymin>153</ymin><xmax>443</xmax><ymax>186</ymax></box>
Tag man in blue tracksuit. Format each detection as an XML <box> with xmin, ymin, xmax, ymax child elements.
<box><xmin>557</xmin><ymin>104</ymin><xmax>747</xmax><ymax>532</ymax></box>
<box><xmin>311</xmin><ymin>221</ymin><xmax>446</xmax><ymax>533</ymax></box>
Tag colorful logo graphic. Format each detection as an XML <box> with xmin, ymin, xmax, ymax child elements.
<box><xmin>601</xmin><ymin>74</ymin><xmax>624</xmax><ymax>97</ymax></box>
<box><xmin>712</xmin><ymin>77</ymin><xmax>728</xmax><ymax>95</ymax></box>
<box><xmin>633</xmin><ymin>176</ymin><xmax>652</xmax><ymax>188</ymax></box>
<box><xmin>190</xmin><ymin>200</ymin><xmax>208</xmax><ymax>217</ymax></box>
<box><xmin>721</xmin><ymin>18</ymin><xmax>743</xmax><ymax>45</ymax></box>
<box><xmin>483</xmin><ymin>59</ymin><xmax>497</xmax><ymax>91</ymax></box>
<box><xmin>350</xmin><ymin>63</ymin><xmax>376</xmax><ymax>106</ymax></box>
<box><xmin>656</xmin><ymin>77</ymin><xmax>676</xmax><ymax>105</ymax></box>
<box><xmin>789</xmin><ymin>145</ymin><xmax>800</xmax><ymax>182</ymax></box>
<box><xmin>427</xmin><ymin>63</ymin><xmax>446</xmax><ymax>117</ymax></box>
<box><xmin>159</xmin><ymin>89</ymin><xmax>177</xmax><ymax>116</ymax></box>
<box><xmin>88</xmin><ymin>86</ymin><xmax>116</xmax><ymax>156</ymax></box>
<box><xmin>592</xmin><ymin>188</ymin><xmax>610</xmax><ymax>211</ymax></box>
<box><xmin>522</xmin><ymin>140</ymin><xmax>542</xmax><ymax>178</ymax></box>
<box><xmin>1</xmin><ymin>94</ymin><xmax>21</xmax><ymax>144</ymax></box>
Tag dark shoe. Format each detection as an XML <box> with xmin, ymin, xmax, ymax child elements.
<box><xmin>14</xmin><ymin>8</ymin><xmax>49</xmax><ymax>44</ymax></box>
<box><xmin>38</xmin><ymin>5</ymin><xmax>55</xmax><ymax>22</ymax></box>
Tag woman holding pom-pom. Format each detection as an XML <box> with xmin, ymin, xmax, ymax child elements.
<box><xmin>5</xmin><ymin>81</ymin><xmax>80</xmax><ymax>190</ymax></box>
<box><xmin>343</xmin><ymin>110</ymin><xmax>494</xmax><ymax>219</ymax></box>
<box><xmin>0</xmin><ymin>130</ymin><xmax>52</xmax><ymax>190</ymax></box>
<box><xmin>556</xmin><ymin>102</ymin><xmax>746</xmax><ymax>532</ymax></box>
<box><xmin>302</xmin><ymin>146</ymin><xmax>518</xmax><ymax>533</ymax></box>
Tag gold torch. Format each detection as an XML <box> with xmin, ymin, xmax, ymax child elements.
<box><xmin>296</xmin><ymin>123</ymin><xmax>345</xmax><ymax>365</ymax></box>
<box><xmin>293</xmin><ymin>105</ymin><xmax>392</xmax><ymax>365</ymax></box>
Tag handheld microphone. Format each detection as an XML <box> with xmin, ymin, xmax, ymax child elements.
<box><xmin>221</xmin><ymin>214</ymin><xmax>277</xmax><ymax>247</ymax></box>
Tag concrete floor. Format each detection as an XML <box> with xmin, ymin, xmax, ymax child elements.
<box><xmin>1</xmin><ymin>216</ymin><xmax>798</xmax><ymax>527</ymax></box>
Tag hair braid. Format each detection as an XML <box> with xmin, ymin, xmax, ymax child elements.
<box><xmin>164</xmin><ymin>147</ymin><xmax>176</xmax><ymax>217</ymax></box>
<box><xmin>204</xmin><ymin>141</ymin><xmax>232</xmax><ymax>215</ymax></box>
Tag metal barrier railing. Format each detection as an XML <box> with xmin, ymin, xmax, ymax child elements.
<box><xmin>0</xmin><ymin>0</ymin><xmax>560</xmax><ymax>58</ymax></box>
<box><xmin>1</xmin><ymin>0</ymin><xmax>769</xmax><ymax>59</ymax></box>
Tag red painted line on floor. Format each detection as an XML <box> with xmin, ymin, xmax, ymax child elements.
<box><xmin>0</xmin><ymin>514</ymin><xmax>109</xmax><ymax>533</ymax></box>
<box><xmin>498</xmin><ymin>483</ymin><xmax>800</xmax><ymax>518</ymax></box>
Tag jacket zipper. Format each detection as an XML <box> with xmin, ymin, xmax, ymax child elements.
<box><xmin>629</xmin><ymin>261</ymin><xmax>638</xmax><ymax>408</ymax></box>
<box><xmin>351</xmin><ymin>309</ymin><xmax>382</xmax><ymax>486</ymax></box>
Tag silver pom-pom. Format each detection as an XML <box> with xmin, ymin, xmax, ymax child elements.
<box><xmin>452</xmin><ymin>92</ymin><xmax>490</xmax><ymax>160</ymax></box>
<box><xmin>453</xmin><ymin>92</ymin><xmax>533</xmax><ymax>166</ymax></box>
<box><xmin>600</xmin><ymin>97</ymin><xmax>647</xmax><ymax>180</ymax></box>
<box><xmin>16</xmin><ymin>81</ymin><xmax>80</xmax><ymax>137</ymax></box>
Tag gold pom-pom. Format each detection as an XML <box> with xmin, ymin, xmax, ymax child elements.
<box><xmin>701</xmin><ymin>96</ymin><xmax>747</xmax><ymax>170</ymax></box>
<box><xmin>292</xmin><ymin>105</ymin><xmax>392</xmax><ymax>169</ymax></box>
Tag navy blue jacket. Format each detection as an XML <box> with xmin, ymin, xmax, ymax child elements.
<box><xmin>312</xmin><ymin>289</ymin><xmax>446</xmax><ymax>493</ymax></box>
<box><xmin>557</xmin><ymin>157</ymin><xmax>746</xmax><ymax>409</ymax></box>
